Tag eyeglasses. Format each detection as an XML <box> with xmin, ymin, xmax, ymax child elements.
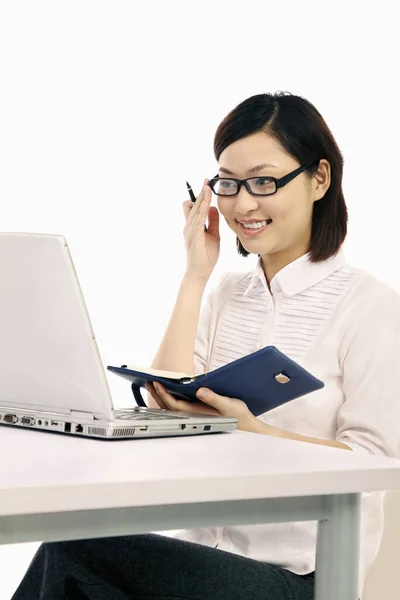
<box><xmin>208</xmin><ymin>160</ymin><xmax>320</xmax><ymax>197</ymax></box>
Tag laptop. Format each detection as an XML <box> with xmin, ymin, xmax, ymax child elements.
<box><xmin>0</xmin><ymin>233</ymin><xmax>237</xmax><ymax>439</ymax></box>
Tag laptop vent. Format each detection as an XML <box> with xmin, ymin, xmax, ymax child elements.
<box><xmin>88</xmin><ymin>427</ymin><xmax>107</xmax><ymax>437</ymax></box>
<box><xmin>112</xmin><ymin>428</ymin><xmax>136</xmax><ymax>437</ymax></box>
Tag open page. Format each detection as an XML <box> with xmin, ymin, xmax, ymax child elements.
<box><xmin>125</xmin><ymin>365</ymin><xmax>201</xmax><ymax>380</ymax></box>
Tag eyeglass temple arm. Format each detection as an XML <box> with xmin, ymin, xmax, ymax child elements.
<box><xmin>276</xmin><ymin>160</ymin><xmax>320</xmax><ymax>189</ymax></box>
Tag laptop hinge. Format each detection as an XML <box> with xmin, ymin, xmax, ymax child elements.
<box><xmin>70</xmin><ymin>410</ymin><xmax>95</xmax><ymax>421</ymax></box>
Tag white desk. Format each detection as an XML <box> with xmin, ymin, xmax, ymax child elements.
<box><xmin>1</xmin><ymin>427</ymin><xmax>400</xmax><ymax>600</ymax></box>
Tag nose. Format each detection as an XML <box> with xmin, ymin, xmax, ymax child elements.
<box><xmin>234</xmin><ymin>185</ymin><xmax>260</xmax><ymax>215</ymax></box>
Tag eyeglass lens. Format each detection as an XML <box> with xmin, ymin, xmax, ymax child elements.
<box><xmin>212</xmin><ymin>177</ymin><xmax>277</xmax><ymax>196</ymax></box>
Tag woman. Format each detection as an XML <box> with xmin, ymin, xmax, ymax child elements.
<box><xmin>13</xmin><ymin>92</ymin><xmax>400</xmax><ymax>600</ymax></box>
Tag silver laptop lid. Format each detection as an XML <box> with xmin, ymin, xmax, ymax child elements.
<box><xmin>0</xmin><ymin>233</ymin><xmax>114</xmax><ymax>420</ymax></box>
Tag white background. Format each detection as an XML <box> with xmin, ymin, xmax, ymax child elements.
<box><xmin>1</xmin><ymin>0</ymin><xmax>399</xmax><ymax>596</ymax></box>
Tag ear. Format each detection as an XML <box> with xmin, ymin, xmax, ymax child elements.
<box><xmin>312</xmin><ymin>159</ymin><xmax>331</xmax><ymax>202</ymax></box>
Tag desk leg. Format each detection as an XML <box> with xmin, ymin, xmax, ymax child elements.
<box><xmin>315</xmin><ymin>493</ymin><xmax>361</xmax><ymax>600</ymax></box>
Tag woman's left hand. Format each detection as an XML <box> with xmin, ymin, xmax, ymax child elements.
<box><xmin>145</xmin><ymin>382</ymin><xmax>261</xmax><ymax>433</ymax></box>
<box><xmin>145</xmin><ymin>382</ymin><xmax>352</xmax><ymax>450</ymax></box>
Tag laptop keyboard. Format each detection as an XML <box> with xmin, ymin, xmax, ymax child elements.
<box><xmin>114</xmin><ymin>409</ymin><xmax>187</xmax><ymax>421</ymax></box>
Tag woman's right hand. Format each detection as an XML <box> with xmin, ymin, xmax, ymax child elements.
<box><xmin>183</xmin><ymin>178</ymin><xmax>220</xmax><ymax>282</ymax></box>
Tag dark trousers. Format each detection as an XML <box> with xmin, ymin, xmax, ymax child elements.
<box><xmin>12</xmin><ymin>534</ymin><xmax>315</xmax><ymax>600</ymax></box>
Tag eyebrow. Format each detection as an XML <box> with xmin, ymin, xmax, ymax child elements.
<box><xmin>218</xmin><ymin>163</ymin><xmax>277</xmax><ymax>176</ymax></box>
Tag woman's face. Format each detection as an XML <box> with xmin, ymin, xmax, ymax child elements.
<box><xmin>216</xmin><ymin>131</ymin><xmax>328</xmax><ymax>262</ymax></box>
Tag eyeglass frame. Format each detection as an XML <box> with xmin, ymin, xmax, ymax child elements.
<box><xmin>208</xmin><ymin>159</ymin><xmax>320</xmax><ymax>197</ymax></box>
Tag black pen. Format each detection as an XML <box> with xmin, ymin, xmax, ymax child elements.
<box><xmin>186</xmin><ymin>181</ymin><xmax>197</xmax><ymax>203</ymax></box>
<box><xmin>186</xmin><ymin>181</ymin><xmax>208</xmax><ymax>231</ymax></box>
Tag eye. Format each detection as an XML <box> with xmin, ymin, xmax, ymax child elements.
<box><xmin>220</xmin><ymin>180</ymin><xmax>234</xmax><ymax>188</ymax></box>
<box><xmin>255</xmin><ymin>177</ymin><xmax>272</xmax><ymax>186</ymax></box>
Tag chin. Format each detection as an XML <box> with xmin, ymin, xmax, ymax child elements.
<box><xmin>240</xmin><ymin>240</ymin><xmax>275</xmax><ymax>256</ymax></box>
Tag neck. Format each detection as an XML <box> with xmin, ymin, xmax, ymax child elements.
<box><xmin>260</xmin><ymin>245</ymin><xmax>309</xmax><ymax>288</ymax></box>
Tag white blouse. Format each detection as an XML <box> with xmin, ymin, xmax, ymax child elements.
<box><xmin>168</xmin><ymin>249</ymin><xmax>400</xmax><ymax>594</ymax></box>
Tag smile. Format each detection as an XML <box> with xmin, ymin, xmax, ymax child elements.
<box><xmin>237</xmin><ymin>219</ymin><xmax>272</xmax><ymax>236</ymax></box>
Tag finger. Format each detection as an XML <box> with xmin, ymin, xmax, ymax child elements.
<box><xmin>188</xmin><ymin>178</ymin><xmax>207</xmax><ymax>204</ymax></box>
<box><xmin>154</xmin><ymin>394</ymin><xmax>168</xmax><ymax>410</ymax></box>
<box><xmin>153</xmin><ymin>382</ymin><xmax>218</xmax><ymax>415</ymax></box>
<box><xmin>153</xmin><ymin>382</ymin><xmax>182</xmax><ymax>410</ymax></box>
<box><xmin>146</xmin><ymin>383</ymin><xmax>168</xmax><ymax>409</ymax></box>
<box><xmin>206</xmin><ymin>206</ymin><xmax>220</xmax><ymax>238</ymax></box>
<box><xmin>167</xmin><ymin>397</ymin><xmax>219</xmax><ymax>416</ymax></box>
<box><xmin>183</xmin><ymin>200</ymin><xmax>193</xmax><ymax>221</ymax></box>
<box><xmin>182</xmin><ymin>401</ymin><xmax>220</xmax><ymax>416</ymax></box>
<box><xmin>196</xmin><ymin>388</ymin><xmax>231</xmax><ymax>412</ymax></box>
<box><xmin>185</xmin><ymin>179</ymin><xmax>208</xmax><ymax>228</ymax></box>
<box><xmin>185</xmin><ymin>183</ymin><xmax>204</xmax><ymax>226</ymax></box>
<box><xmin>145</xmin><ymin>383</ymin><xmax>168</xmax><ymax>409</ymax></box>
<box><xmin>191</xmin><ymin>182</ymin><xmax>211</xmax><ymax>231</ymax></box>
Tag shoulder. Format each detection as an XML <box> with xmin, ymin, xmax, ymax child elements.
<box><xmin>214</xmin><ymin>270</ymin><xmax>253</xmax><ymax>299</ymax></box>
<box><xmin>345</xmin><ymin>266</ymin><xmax>400</xmax><ymax>313</ymax></box>
<box><xmin>338</xmin><ymin>266</ymin><xmax>400</xmax><ymax>337</ymax></box>
<box><xmin>209</xmin><ymin>268</ymin><xmax>253</xmax><ymax>302</ymax></box>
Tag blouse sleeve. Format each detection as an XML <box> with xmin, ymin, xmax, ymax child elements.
<box><xmin>193</xmin><ymin>288</ymin><xmax>214</xmax><ymax>376</ymax></box>
<box><xmin>337</xmin><ymin>284</ymin><xmax>400</xmax><ymax>457</ymax></box>
<box><xmin>193</xmin><ymin>272</ymin><xmax>231</xmax><ymax>375</ymax></box>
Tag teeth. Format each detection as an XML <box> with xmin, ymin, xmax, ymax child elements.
<box><xmin>241</xmin><ymin>220</ymin><xmax>270</xmax><ymax>229</ymax></box>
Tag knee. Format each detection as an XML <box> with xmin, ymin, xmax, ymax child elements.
<box><xmin>39</xmin><ymin>539</ymin><xmax>95</xmax><ymax>561</ymax></box>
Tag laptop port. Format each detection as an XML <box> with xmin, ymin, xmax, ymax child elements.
<box><xmin>21</xmin><ymin>417</ymin><xmax>35</xmax><ymax>426</ymax></box>
<box><xmin>50</xmin><ymin>421</ymin><xmax>59</xmax><ymax>426</ymax></box>
<box><xmin>204</xmin><ymin>425</ymin><xmax>211</xmax><ymax>431</ymax></box>
<box><xmin>4</xmin><ymin>414</ymin><xmax>18</xmax><ymax>424</ymax></box>
<box><xmin>75</xmin><ymin>424</ymin><xmax>83</xmax><ymax>433</ymax></box>
<box><xmin>180</xmin><ymin>424</ymin><xmax>187</xmax><ymax>430</ymax></box>
<box><xmin>64</xmin><ymin>422</ymin><xmax>71</xmax><ymax>433</ymax></box>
